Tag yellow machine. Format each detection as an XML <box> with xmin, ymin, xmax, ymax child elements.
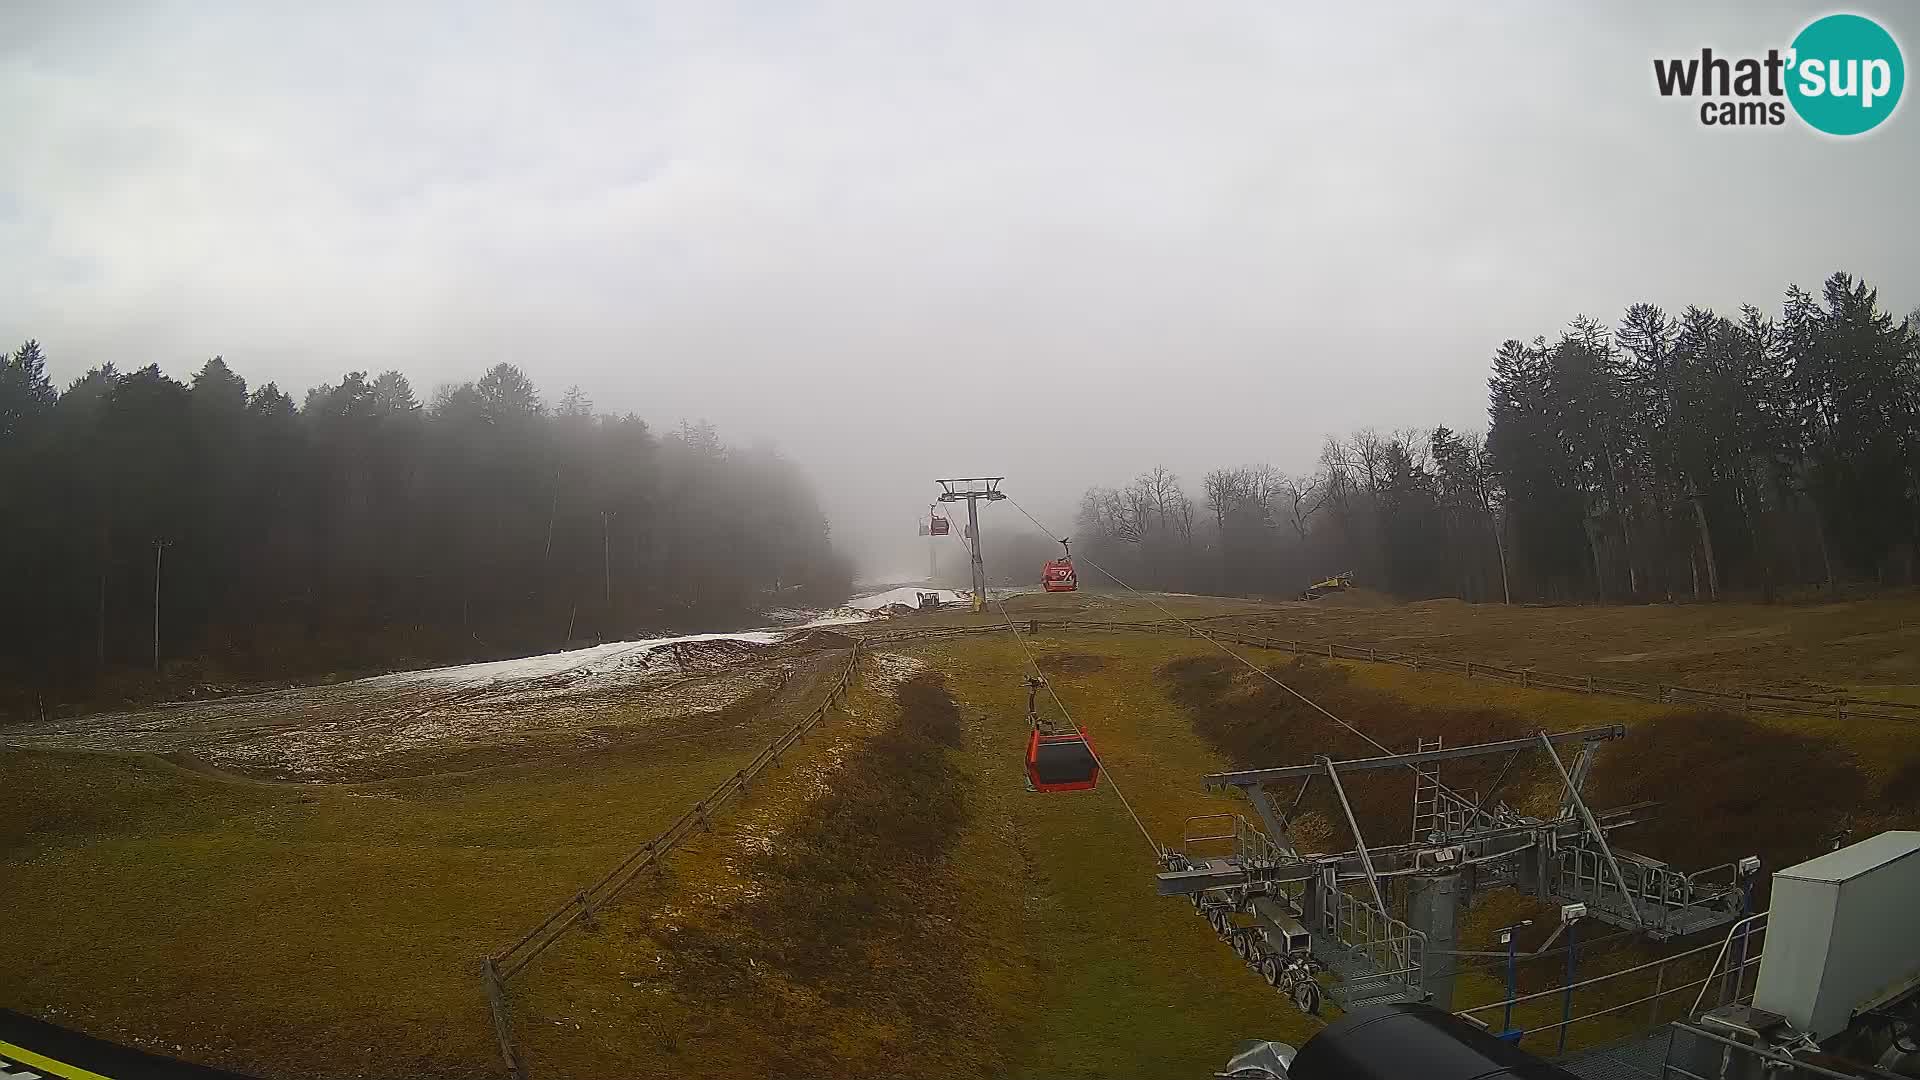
<box><xmin>1301</xmin><ymin>571</ymin><xmax>1354</xmax><ymax>600</ymax></box>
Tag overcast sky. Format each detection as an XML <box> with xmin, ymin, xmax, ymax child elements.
<box><xmin>5</xmin><ymin>1</ymin><xmax>1916</xmax><ymax>580</ymax></box>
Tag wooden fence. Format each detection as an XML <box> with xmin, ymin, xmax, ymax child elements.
<box><xmin>1023</xmin><ymin>619</ymin><xmax>1920</xmax><ymax>726</ymax></box>
<box><xmin>481</xmin><ymin>639</ymin><xmax>866</xmax><ymax>1079</ymax></box>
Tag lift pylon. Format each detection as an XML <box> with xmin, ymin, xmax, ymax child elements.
<box><xmin>935</xmin><ymin>477</ymin><xmax>1005</xmax><ymax>612</ymax></box>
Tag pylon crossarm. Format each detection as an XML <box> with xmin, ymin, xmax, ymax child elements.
<box><xmin>1205</xmin><ymin>725</ymin><xmax>1624</xmax><ymax>787</ymax></box>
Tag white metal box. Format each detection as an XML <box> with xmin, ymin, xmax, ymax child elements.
<box><xmin>1752</xmin><ymin>831</ymin><xmax>1920</xmax><ymax>1040</ymax></box>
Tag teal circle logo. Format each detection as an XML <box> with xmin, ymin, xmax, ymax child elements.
<box><xmin>1787</xmin><ymin>14</ymin><xmax>1904</xmax><ymax>135</ymax></box>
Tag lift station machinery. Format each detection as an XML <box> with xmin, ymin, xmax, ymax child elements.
<box><xmin>1157</xmin><ymin>727</ymin><xmax>1760</xmax><ymax>1014</ymax></box>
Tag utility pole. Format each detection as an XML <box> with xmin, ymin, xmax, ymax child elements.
<box><xmin>600</xmin><ymin>510</ymin><xmax>617</xmax><ymax>610</ymax></box>
<box><xmin>152</xmin><ymin>538</ymin><xmax>170</xmax><ymax>672</ymax></box>
<box><xmin>936</xmin><ymin>478</ymin><xmax>1005</xmax><ymax>613</ymax></box>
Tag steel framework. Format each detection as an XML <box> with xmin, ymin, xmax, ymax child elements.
<box><xmin>1158</xmin><ymin>726</ymin><xmax>1756</xmax><ymax>1013</ymax></box>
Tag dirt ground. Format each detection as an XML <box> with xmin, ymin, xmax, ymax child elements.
<box><xmin>1</xmin><ymin>631</ymin><xmax>854</xmax><ymax>782</ymax></box>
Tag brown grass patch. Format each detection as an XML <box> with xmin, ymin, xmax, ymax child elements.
<box><xmin>1158</xmin><ymin>655</ymin><xmax>1551</xmax><ymax>845</ymax></box>
<box><xmin>1034</xmin><ymin>651</ymin><xmax>1106</xmax><ymax>675</ymax></box>
<box><xmin>1589</xmin><ymin>710</ymin><xmax>1867</xmax><ymax>876</ymax></box>
<box><xmin>631</xmin><ymin>673</ymin><xmax>999</xmax><ymax>1080</ymax></box>
<box><xmin>1882</xmin><ymin>758</ymin><xmax>1920</xmax><ymax>823</ymax></box>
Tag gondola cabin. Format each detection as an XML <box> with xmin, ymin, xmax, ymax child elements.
<box><xmin>1041</xmin><ymin>538</ymin><xmax>1078</xmax><ymax>592</ymax></box>
<box><xmin>1041</xmin><ymin>559</ymin><xmax>1077</xmax><ymax>592</ymax></box>
<box><xmin>1025</xmin><ymin>727</ymin><xmax>1100</xmax><ymax>792</ymax></box>
<box><xmin>930</xmin><ymin>513</ymin><xmax>951</xmax><ymax>536</ymax></box>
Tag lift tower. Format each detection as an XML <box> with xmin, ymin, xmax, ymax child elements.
<box><xmin>936</xmin><ymin>478</ymin><xmax>1005</xmax><ymax>613</ymax></box>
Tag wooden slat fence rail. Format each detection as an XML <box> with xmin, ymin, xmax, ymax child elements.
<box><xmin>482</xmin><ymin>639</ymin><xmax>867</xmax><ymax>1079</ymax></box>
<box><xmin>1020</xmin><ymin>619</ymin><xmax>1920</xmax><ymax>726</ymax></box>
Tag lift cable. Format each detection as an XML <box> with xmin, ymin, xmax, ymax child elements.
<box><xmin>937</xmin><ymin>529</ymin><xmax>1162</xmax><ymax>858</ymax></box>
<box><xmin>1002</xmin><ymin>495</ymin><xmax>1485</xmax><ymax>809</ymax></box>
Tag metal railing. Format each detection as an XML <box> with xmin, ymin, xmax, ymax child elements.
<box><xmin>1659</xmin><ymin>1021</ymin><xmax>1860</xmax><ymax>1080</ymax></box>
<box><xmin>1457</xmin><ymin>912</ymin><xmax>1768</xmax><ymax>1052</ymax></box>
<box><xmin>1690</xmin><ymin>912</ymin><xmax>1769</xmax><ymax>1015</ymax></box>
<box><xmin>1460</xmin><ymin>943</ymin><xmax>1761</xmax><ymax>1041</ymax></box>
<box><xmin>1180</xmin><ymin>812</ymin><xmax>1290</xmax><ymax>870</ymax></box>
<box><xmin>1554</xmin><ymin>845</ymin><xmax>1744</xmax><ymax>934</ymax></box>
<box><xmin>1327</xmin><ymin>885</ymin><xmax>1427</xmax><ymax>989</ymax></box>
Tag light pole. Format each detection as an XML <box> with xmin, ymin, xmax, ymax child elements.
<box><xmin>1495</xmin><ymin>918</ymin><xmax>1533</xmax><ymax>1041</ymax></box>
<box><xmin>1558</xmin><ymin>903</ymin><xmax>1586</xmax><ymax>1057</ymax></box>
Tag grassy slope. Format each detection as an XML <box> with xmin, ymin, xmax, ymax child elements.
<box><xmin>894</xmin><ymin>586</ymin><xmax>1920</xmax><ymax>696</ymax></box>
<box><xmin>1212</xmin><ymin>590</ymin><xmax>1920</xmax><ymax>697</ymax></box>
<box><xmin>0</xmin><ymin>657</ymin><xmax>847</xmax><ymax>1079</ymax></box>
<box><xmin>503</xmin><ymin>657</ymin><xmax>921</xmax><ymax>1079</ymax></box>
<box><xmin>905</xmin><ymin>631</ymin><xmax>1322</xmax><ymax>1076</ymax></box>
<box><xmin>887</xmin><ymin>595</ymin><xmax>1920</xmax><ymax>1060</ymax></box>
<box><xmin>11</xmin><ymin>588</ymin><xmax>1920</xmax><ymax>1076</ymax></box>
<box><xmin>498</xmin><ymin>632</ymin><xmax>1316</xmax><ymax>1080</ymax></box>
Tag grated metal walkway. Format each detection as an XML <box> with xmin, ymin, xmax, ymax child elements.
<box><xmin>1311</xmin><ymin>935</ymin><xmax>1423</xmax><ymax>1009</ymax></box>
<box><xmin>1562</xmin><ymin>1027</ymin><xmax>1678</xmax><ymax>1080</ymax></box>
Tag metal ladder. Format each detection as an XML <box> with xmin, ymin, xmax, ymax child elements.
<box><xmin>1411</xmin><ymin>737</ymin><xmax>1444</xmax><ymax>842</ymax></box>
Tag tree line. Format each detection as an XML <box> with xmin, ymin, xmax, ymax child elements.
<box><xmin>0</xmin><ymin>349</ymin><xmax>851</xmax><ymax>715</ymax></box>
<box><xmin>1073</xmin><ymin>272</ymin><xmax>1920</xmax><ymax>604</ymax></box>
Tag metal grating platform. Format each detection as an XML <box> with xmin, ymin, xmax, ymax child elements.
<box><xmin>1312</xmin><ymin>934</ymin><xmax>1422</xmax><ymax>1008</ymax></box>
<box><xmin>1561</xmin><ymin>1026</ymin><xmax>1677</xmax><ymax>1080</ymax></box>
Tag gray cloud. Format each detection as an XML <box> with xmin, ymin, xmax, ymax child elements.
<box><xmin>5</xmin><ymin>0</ymin><xmax>1916</xmax><ymax>579</ymax></box>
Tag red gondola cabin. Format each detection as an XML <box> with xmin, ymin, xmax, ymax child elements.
<box><xmin>1025</xmin><ymin>727</ymin><xmax>1100</xmax><ymax>792</ymax></box>
<box><xmin>1042</xmin><ymin>559</ymin><xmax>1077</xmax><ymax>592</ymax></box>
<box><xmin>1041</xmin><ymin>538</ymin><xmax>1078</xmax><ymax>592</ymax></box>
<box><xmin>930</xmin><ymin>513</ymin><xmax>951</xmax><ymax>536</ymax></box>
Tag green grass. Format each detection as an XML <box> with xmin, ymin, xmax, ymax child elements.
<box><xmin>905</xmin><ymin>631</ymin><xmax>1322</xmax><ymax>1076</ymax></box>
<box><xmin>1206</xmin><ymin>589</ymin><xmax>1920</xmax><ymax>697</ymax></box>
<box><xmin>0</xmin><ymin>664</ymin><xmax>843</xmax><ymax>1079</ymax></box>
<box><xmin>504</xmin><ymin>667</ymin><xmax>998</xmax><ymax>1080</ymax></box>
<box><xmin>13</xmin><ymin>587</ymin><xmax>1920</xmax><ymax>1077</ymax></box>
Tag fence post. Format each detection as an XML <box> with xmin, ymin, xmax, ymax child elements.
<box><xmin>1585</xmin><ymin>674</ymin><xmax>1593</xmax><ymax>692</ymax></box>
<box><xmin>1465</xmin><ymin>660</ymin><xmax>1473</xmax><ymax>679</ymax></box>
<box><xmin>1328</xmin><ymin>643</ymin><xmax>1335</xmax><ymax>660</ymax></box>
<box><xmin>1742</xmin><ymin>691</ymin><xmax>1750</xmax><ymax>716</ymax></box>
<box><xmin>1029</xmin><ymin>620</ymin><xmax>1038</xmax><ymax>634</ymax></box>
<box><xmin>483</xmin><ymin>957</ymin><xmax>529</xmax><ymax>1080</ymax></box>
<box><xmin>1521</xmin><ymin>668</ymin><xmax>1530</xmax><ymax>689</ymax></box>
